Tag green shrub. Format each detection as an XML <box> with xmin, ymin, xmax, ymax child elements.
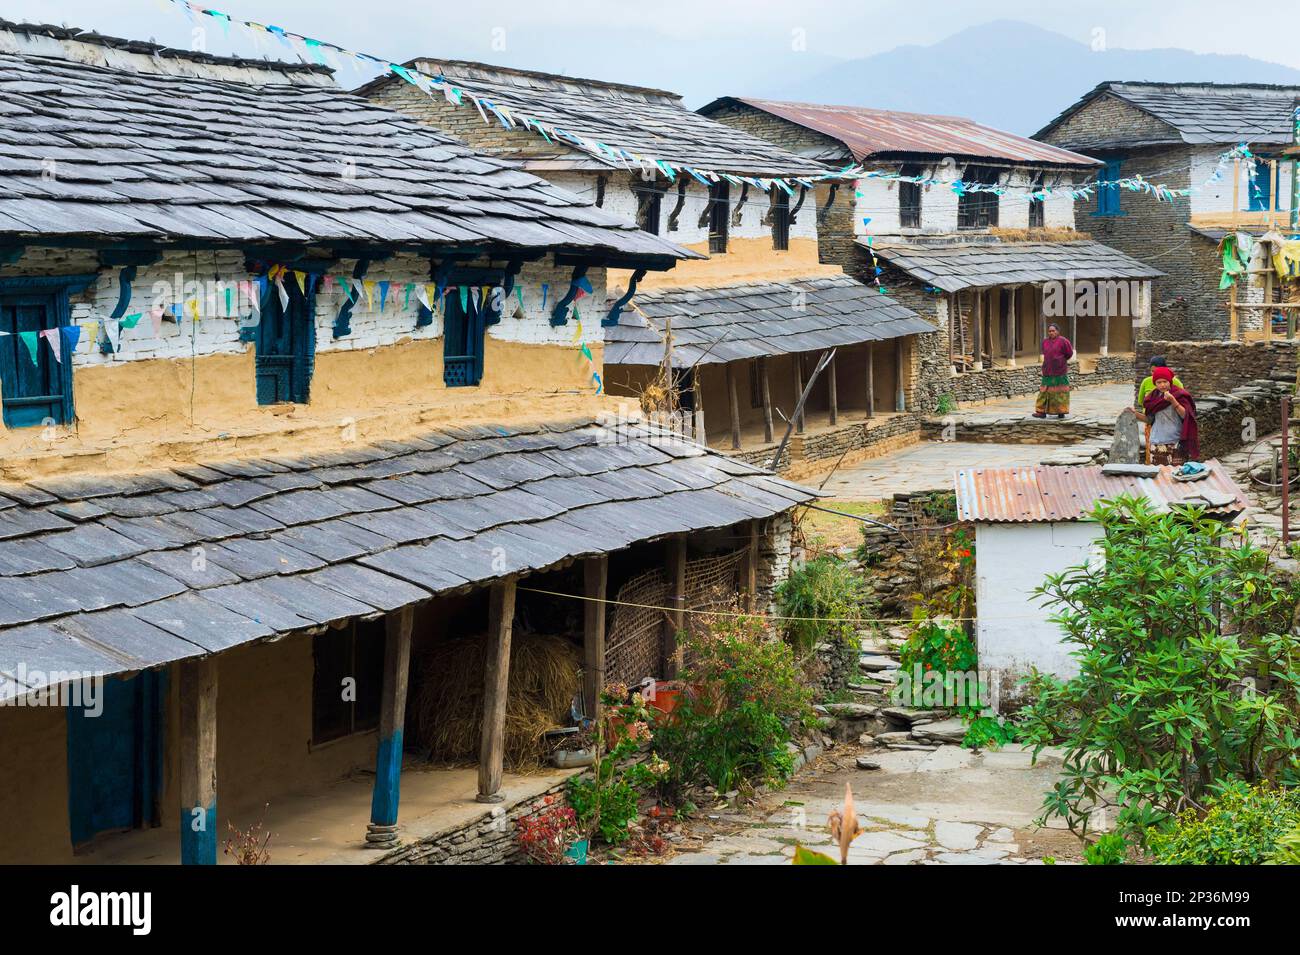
<box><xmin>1083</xmin><ymin>832</ymin><xmax>1129</xmax><ymax>865</ymax></box>
<box><xmin>567</xmin><ymin>689</ymin><xmax>668</xmax><ymax>845</ymax></box>
<box><xmin>1148</xmin><ymin>783</ymin><xmax>1300</xmax><ymax>865</ymax></box>
<box><xmin>963</xmin><ymin>715</ymin><xmax>1017</xmax><ymax>751</ymax></box>
<box><xmin>655</xmin><ymin>616</ymin><xmax>814</xmax><ymax>797</ymax></box>
<box><xmin>1019</xmin><ymin>496</ymin><xmax>1300</xmax><ymax>846</ymax></box>
<box><xmin>775</xmin><ymin>555</ymin><xmax>871</xmax><ymax>651</ymax></box>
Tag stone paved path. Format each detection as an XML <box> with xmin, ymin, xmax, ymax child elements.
<box><xmin>948</xmin><ymin>382</ymin><xmax>1133</xmax><ymax>422</ymax></box>
<box><xmin>820</xmin><ymin>383</ymin><xmax>1132</xmax><ymax>501</ymax></box>
<box><xmin>653</xmin><ymin>742</ymin><xmax>1081</xmax><ymax>866</ymax></box>
<box><xmin>821</xmin><ymin>441</ymin><xmax>1056</xmax><ymax>500</ymax></box>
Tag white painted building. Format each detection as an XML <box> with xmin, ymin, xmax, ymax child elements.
<box><xmin>955</xmin><ymin>461</ymin><xmax>1249</xmax><ymax>705</ymax></box>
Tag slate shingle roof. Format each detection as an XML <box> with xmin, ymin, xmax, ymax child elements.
<box><xmin>868</xmin><ymin>239</ymin><xmax>1164</xmax><ymax>293</ymax></box>
<box><xmin>373</xmin><ymin>59</ymin><xmax>828</xmax><ymax>179</ymax></box>
<box><xmin>0</xmin><ymin>419</ymin><xmax>814</xmax><ymax>698</ymax></box>
<box><xmin>1037</xmin><ymin>81</ymin><xmax>1300</xmax><ymax>147</ymax></box>
<box><xmin>0</xmin><ymin>29</ymin><xmax>691</xmax><ymax>264</ymax></box>
<box><xmin>604</xmin><ymin>275</ymin><xmax>934</xmax><ymax>367</ymax></box>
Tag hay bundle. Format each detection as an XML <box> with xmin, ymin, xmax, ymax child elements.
<box><xmin>412</xmin><ymin>633</ymin><xmax>580</xmax><ymax>770</ymax></box>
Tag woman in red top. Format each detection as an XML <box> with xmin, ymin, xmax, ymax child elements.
<box><xmin>1033</xmin><ymin>323</ymin><xmax>1073</xmax><ymax>419</ymax></box>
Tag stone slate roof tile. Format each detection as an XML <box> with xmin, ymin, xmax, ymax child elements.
<box><xmin>1036</xmin><ymin>81</ymin><xmax>1300</xmax><ymax>146</ymax></box>
<box><xmin>604</xmin><ymin>274</ymin><xmax>934</xmax><ymax>367</ymax></box>
<box><xmin>0</xmin><ymin>419</ymin><xmax>816</xmax><ymax>693</ymax></box>
<box><xmin>0</xmin><ymin>37</ymin><xmax>693</xmax><ymax>264</ymax></box>
<box><xmin>373</xmin><ymin>59</ymin><xmax>826</xmax><ymax>178</ymax></box>
<box><xmin>869</xmin><ymin>239</ymin><xmax>1165</xmax><ymax>293</ymax></box>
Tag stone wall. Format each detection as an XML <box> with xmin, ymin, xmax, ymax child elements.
<box><xmin>757</xmin><ymin>511</ymin><xmax>796</xmax><ymax>614</ymax></box>
<box><xmin>807</xmin><ymin>639</ymin><xmax>859</xmax><ymax>701</ymax></box>
<box><xmin>1196</xmin><ymin>378</ymin><xmax>1290</xmax><ymax>459</ymax></box>
<box><xmin>1038</xmin><ymin>96</ymin><xmax>1235</xmax><ymax>340</ymax></box>
<box><xmin>378</xmin><ymin>779</ymin><xmax>569</xmax><ymax>865</ymax></box>
<box><xmin>1135</xmin><ymin>339</ymin><xmax>1299</xmax><ymax>395</ymax></box>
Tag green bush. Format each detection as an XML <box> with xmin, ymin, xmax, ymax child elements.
<box><xmin>775</xmin><ymin>555</ymin><xmax>871</xmax><ymax>651</ymax></box>
<box><xmin>1019</xmin><ymin>496</ymin><xmax>1300</xmax><ymax>846</ymax></box>
<box><xmin>655</xmin><ymin>616</ymin><xmax>814</xmax><ymax>796</ymax></box>
<box><xmin>963</xmin><ymin>715</ymin><xmax>1017</xmax><ymax>751</ymax></box>
<box><xmin>1083</xmin><ymin>832</ymin><xmax>1129</xmax><ymax>865</ymax></box>
<box><xmin>1148</xmin><ymin>783</ymin><xmax>1300</xmax><ymax>865</ymax></box>
<box><xmin>567</xmin><ymin>689</ymin><xmax>668</xmax><ymax>845</ymax></box>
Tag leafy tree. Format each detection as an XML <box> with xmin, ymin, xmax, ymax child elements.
<box><xmin>1018</xmin><ymin>496</ymin><xmax>1300</xmax><ymax>846</ymax></box>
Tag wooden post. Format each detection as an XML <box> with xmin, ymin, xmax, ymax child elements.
<box><xmin>367</xmin><ymin>605</ymin><xmax>414</xmax><ymax>847</ymax></box>
<box><xmin>972</xmin><ymin>290</ymin><xmax>984</xmax><ymax>371</ymax></box>
<box><xmin>894</xmin><ymin>337</ymin><xmax>906</xmax><ymax>412</ymax></box>
<box><xmin>662</xmin><ymin>536</ymin><xmax>687</xmax><ymax>678</ymax></box>
<box><xmin>726</xmin><ymin>362</ymin><xmax>741</xmax><ymax>450</ymax></box>
<box><xmin>793</xmin><ymin>354</ymin><xmax>805</xmax><ymax>433</ymax></box>
<box><xmin>950</xmin><ymin>292</ymin><xmax>961</xmax><ymax>372</ymax></box>
<box><xmin>582</xmin><ymin>556</ymin><xmax>607</xmax><ymax>719</ymax></box>
<box><xmin>178</xmin><ymin>656</ymin><xmax>218</xmax><ymax>865</ymax></box>
<box><xmin>742</xmin><ymin>519</ymin><xmax>760</xmax><ymax>612</ymax></box>
<box><xmin>1231</xmin><ymin>156</ymin><xmax>1241</xmax><ymax>341</ymax></box>
<box><xmin>864</xmin><ymin>342</ymin><xmax>875</xmax><ymax>419</ymax></box>
<box><xmin>1004</xmin><ymin>288</ymin><xmax>1017</xmax><ymax>368</ymax></box>
<box><xmin>827</xmin><ymin>352</ymin><xmax>838</xmax><ymax>426</ymax></box>
<box><xmin>759</xmin><ymin>356</ymin><xmax>773</xmax><ymax>443</ymax></box>
<box><xmin>1069</xmin><ymin>312</ymin><xmax>1078</xmax><ymax>349</ymax></box>
<box><xmin>692</xmin><ymin>366</ymin><xmax>706</xmax><ymax>446</ymax></box>
<box><xmin>1100</xmin><ymin>315</ymin><xmax>1110</xmax><ymax>357</ymax></box>
<box><xmin>477</xmin><ymin>578</ymin><xmax>517</xmax><ymax>803</ymax></box>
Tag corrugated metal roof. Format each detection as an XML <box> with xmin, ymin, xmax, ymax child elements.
<box><xmin>954</xmin><ymin>461</ymin><xmax>1248</xmax><ymax>523</ymax></box>
<box><xmin>703</xmin><ymin>97</ymin><xmax>1100</xmax><ymax>167</ymax></box>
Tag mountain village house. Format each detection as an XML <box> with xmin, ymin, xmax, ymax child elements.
<box><xmin>0</xmin><ymin>23</ymin><xmax>817</xmax><ymax>865</ymax></box>
<box><xmin>1035</xmin><ymin>81</ymin><xmax>1300</xmax><ymax>341</ymax></box>
<box><xmin>699</xmin><ymin>98</ymin><xmax>1162</xmax><ymax>411</ymax></box>
<box><xmin>363</xmin><ymin>62</ymin><xmax>935</xmax><ymax>475</ymax></box>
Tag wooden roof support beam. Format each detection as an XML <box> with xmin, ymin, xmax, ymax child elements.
<box><xmin>178</xmin><ymin>656</ymin><xmax>218</xmax><ymax>865</ymax></box>
<box><xmin>662</xmin><ymin>536</ymin><xmax>687</xmax><ymax>679</ymax></box>
<box><xmin>366</xmin><ymin>605</ymin><xmax>414</xmax><ymax>848</ymax></box>
<box><xmin>583</xmin><ymin>556</ymin><xmax>608</xmax><ymax>720</ymax></box>
<box><xmin>477</xmin><ymin>578</ymin><xmax>517</xmax><ymax>803</ymax></box>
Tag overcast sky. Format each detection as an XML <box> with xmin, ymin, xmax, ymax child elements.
<box><xmin>9</xmin><ymin>0</ymin><xmax>1297</xmax><ymax>86</ymax></box>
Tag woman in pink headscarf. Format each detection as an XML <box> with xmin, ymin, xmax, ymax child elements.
<box><xmin>1142</xmin><ymin>366</ymin><xmax>1199</xmax><ymax>465</ymax></box>
<box><xmin>1033</xmin><ymin>323</ymin><xmax>1073</xmax><ymax>418</ymax></box>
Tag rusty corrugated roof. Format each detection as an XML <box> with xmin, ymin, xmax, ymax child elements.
<box><xmin>705</xmin><ymin>97</ymin><xmax>1100</xmax><ymax>167</ymax></box>
<box><xmin>954</xmin><ymin>462</ymin><xmax>1248</xmax><ymax>523</ymax></box>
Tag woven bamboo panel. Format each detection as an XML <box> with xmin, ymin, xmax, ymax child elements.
<box><xmin>603</xmin><ymin>550</ymin><xmax>745</xmax><ymax>687</ymax></box>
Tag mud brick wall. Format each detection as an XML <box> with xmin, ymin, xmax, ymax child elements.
<box><xmin>1135</xmin><ymin>339</ymin><xmax>1299</xmax><ymax>395</ymax></box>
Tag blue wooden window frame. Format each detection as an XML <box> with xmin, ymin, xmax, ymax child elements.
<box><xmin>441</xmin><ymin>266</ymin><xmax>505</xmax><ymax>388</ymax></box>
<box><xmin>1248</xmin><ymin>162</ymin><xmax>1272</xmax><ymax>212</ymax></box>
<box><xmin>0</xmin><ymin>274</ymin><xmax>94</xmax><ymax>429</ymax></box>
<box><xmin>255</xmin><ymin>275</ymin><xmax>317</xmax><ymax>405</ymax></box>
<box><xmin>1095</xmin><ymin>159</ymin><xmax>1124</xmax><ymax>217</ymax></box>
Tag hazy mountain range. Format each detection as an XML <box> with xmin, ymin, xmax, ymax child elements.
<box><xmin>745</xmin><ymin>20</ymin><xmax>1300</xmax><ymax>134</ymax></box>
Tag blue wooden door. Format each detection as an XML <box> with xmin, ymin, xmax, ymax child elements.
<box><xmin>255</xmin><ymin>280</ymin><xmax>314</xmax><ymax>404</ymax></box>
<box><xmin>67</xmin><ymin>671</ymin><xmax>166</xmax><ymax>847</ymax></box>
<box><xmin>0</xmin><ymin>293</ymin><xmax>72</xmax><ymax>427</ymax></box>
